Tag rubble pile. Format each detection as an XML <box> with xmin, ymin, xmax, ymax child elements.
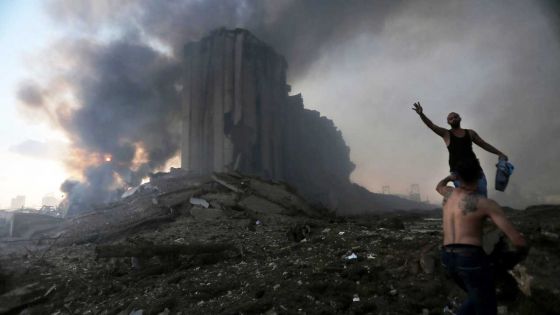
<box><xmin>0</xmin><ymin>171</ymin><xmax>559</xmax><ymax>314</ymax></box>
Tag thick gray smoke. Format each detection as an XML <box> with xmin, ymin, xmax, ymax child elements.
<box><xmin>18</xmin><ymin>38</ymin><xmax>182</xmax><ymax>215</ymax></box>
<box><xmin>45</xmin><ymin>0</ymin><xmax>405</xmax><ymax>79</ymax></box>
<box><xmin>17</xmin><ymin>0</ymin><xmax>560</xmax><ymax>213</ymax></box>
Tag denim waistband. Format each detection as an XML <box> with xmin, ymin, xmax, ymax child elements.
<box><xmin>442</xmin><ymin>244</ymin><xmax>484</xmax><ymax>253</ymax></box>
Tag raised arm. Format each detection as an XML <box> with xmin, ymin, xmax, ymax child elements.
<box><xmin>412</xmin><ymin>102</ymin><xmax>447</xmax><ymax>137</ymax></box>
<box><xmin>469</xmin><ymin>130</ymin><xmax>508</xmax><ymax>160</ymax></box>
<box><xmin>485</xmin><ymin>199</ymin><xmax>526</xmax><ymax>249</ymax></box>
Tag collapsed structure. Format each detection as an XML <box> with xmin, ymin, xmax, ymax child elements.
<box><xmin>181</xmin><ymin>29</ymin><xmax>429</xmax><ymax>212</ymax></box>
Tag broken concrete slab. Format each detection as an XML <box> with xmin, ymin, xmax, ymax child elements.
<box><xmin>247</xmin><ymin>178</ymin><xmax>319</xmax><ymax>217</ymax></box>
<box><xmin>211</xmin><ymin>173</ymin><xmax>247</xmax><ymax>193</ymax></box>
<box><xmin>238</xmin><ymin>195</ymin><xmax>288</xmax><ymax>216</ymax></box>
<box><xmin>157</xmin><ymin>188</ymin><xmax>201</xmax><ymax>208</ymax></box>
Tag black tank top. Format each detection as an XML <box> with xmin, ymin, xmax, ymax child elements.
<box><xmin>447</xmin><ymin>130</ymin><xmax>482</xmax><ymax>172</ymax></box>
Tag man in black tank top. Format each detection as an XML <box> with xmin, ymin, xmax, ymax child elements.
<box><xmin>412</xmin><ymin>102</ymin><xmax>508</xmax><ymax>197</ymax></box>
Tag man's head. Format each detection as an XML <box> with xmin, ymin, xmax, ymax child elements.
<box><xmin>447</xmin><ymin>112</ymin><xmax>461</xmax><ymax>128</ymax></box>
<box><xmin>455</xmin><ymin>159</ymin><xmax>481</xmax><ymax>184</ymax></box>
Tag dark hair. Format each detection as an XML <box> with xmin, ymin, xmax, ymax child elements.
<box><xmin>455</xmin><ymin>159</ymin><xmax>481</xmax><ymax>184</ymax></box>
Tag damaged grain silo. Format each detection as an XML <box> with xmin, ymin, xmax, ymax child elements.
<box><xmin>181</xmin><ymin>28</ymin><xmax>429</xmax><ymax>213</ymax></box>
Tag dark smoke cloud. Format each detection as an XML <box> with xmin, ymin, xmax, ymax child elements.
<box><xmin>18</xmin><ymin>0</ymin><xmax>560</xmax><ymax>212</ymax></box>
<box><xmin>60</xmin><ymin>165</ymin><xmax>122</xmax><ymax>216</ymax></box>
<box><xmin>20</xmin><ymin>0</ymin><xmax>407</xmax><ymax>214</ymax></box>
<box><xmin>45</xmin><ymin>0</ymin><xmax>405</xmax><ymax>78</ymax></box>
<box><xmin>58</xmin><ymin>39</ymin><xmax>181</xmax><ymax>164</ymax></box>
<box><xmin>18</xmin><ymin>36</ymin><xmax>182</xmax><ymax>214</ymax></box>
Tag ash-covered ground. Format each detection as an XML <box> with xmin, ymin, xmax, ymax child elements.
<box><xmin>0</xmin><ymin>172</ymin><xmax>559</xmax><ymax>315</ymax></box>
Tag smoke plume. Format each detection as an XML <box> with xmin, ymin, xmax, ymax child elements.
<box><xmin>16</xmin><ymin>0</ymin><xmax>560</xmax><ymax>212</ymax></box>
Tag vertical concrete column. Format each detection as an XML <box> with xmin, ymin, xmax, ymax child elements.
<box><xmin>241</xmin><ymin>39</ymin><xmax>258</xmax><ymax>151</ymax></box>
<box><xmin>257</xmin><ymin>52</ymin><xmax>272</xmax><ymax>178</ymax></box>
<box><xmin>189</xmin><ymin>40</ymin><xmax>203</xmax><ymax>173</ymax></box>
<box><xmin>233</xmin><ymin>32</ymin><xmax>245</xmax><ymax>125</ymax></box>
<box><xmin>181</xmin><ymin>44</ymin><xmax>194</xmax><ymax>171</ymax></box>
<box><xmin>200</xmin><ymin>38</ymin><xmax>213</xmax><ymax>174</ymax></box>
<box><xmin>272</xmin><ymin>59</ymin><xmax>288</xmax><ymax>179</ymax></box>
<box><xmin>223</xmin><ymin>33</ymin><xmax>235</xmax><ymax>167</ymax></box>
<box><xmin>212</xmin><ymin>35</ymin><xmax>225</xmax><ymax>171</ymax></box>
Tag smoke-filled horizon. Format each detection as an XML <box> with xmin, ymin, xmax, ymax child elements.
<box><xmin>16</xmin><ymin>0</ymin><xmax>560</xmax><ymax>211</ymax></box>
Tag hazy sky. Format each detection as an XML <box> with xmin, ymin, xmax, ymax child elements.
<box><xmin>2</xmin><ymin>0</ymin><xmax>559</xmax><ymax>209</ymax></box>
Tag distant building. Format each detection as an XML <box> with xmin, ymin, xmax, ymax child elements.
<box><xmin>42</xmin><ymin>194</ymin><xmax>59</xmax><ymax>207</ymax></box>
<box><xmin>10</xmin><ymin>195</ymin><xmax>25</xmax><ymax>210</ymax></box>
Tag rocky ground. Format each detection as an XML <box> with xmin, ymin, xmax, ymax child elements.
<box><xmin>0</xmin><ymin>172</ymin><xmax>559</xmax><ymax>315</ymax></box>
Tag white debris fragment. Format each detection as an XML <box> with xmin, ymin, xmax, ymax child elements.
<box><xmin>352</xmin><ymin>294</ymin><xmax>360</xmax><ymax>302</ymax></box>
<box><xmin>189</xmin><ymin>197</ymin><xmax>210</xmax><ymax>208</ymax></box>
<box><xmin>509</xmin><ymin>264</ymin><xmax>534</xmax><ymax>296</ymax></box>
<box><xmin>345</xmin><ymin>253</ymin><xmax>358</xmax><ymax>260</ymax></box>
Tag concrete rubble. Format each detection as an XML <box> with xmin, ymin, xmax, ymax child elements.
<box><xmin>0</xmin><ymin>170</ymin><xmax>558</xmax><ymax>314</ymax></box>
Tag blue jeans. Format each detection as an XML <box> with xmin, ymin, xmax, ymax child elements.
<box><xmin>441</xmin><ymin>245</ymin><xmax>497</xmax><ymax>315</ymax></box>
<box><xmin>451</xmin><ymin>171</ymin><xmax>488</xmax><ymax>197</ymax></box>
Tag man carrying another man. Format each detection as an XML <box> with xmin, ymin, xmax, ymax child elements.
<box><xmin>412</xmin><ymin>102</ymin><xmax>508</xmax><ymax>197</ymax></box>
<box><xmin>436</xmin><ymin>160</ymin><xmax>527</xmax><ymax>315</ymax></box>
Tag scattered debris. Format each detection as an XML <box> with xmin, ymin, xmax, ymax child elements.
<box><xmin>0</xmin><ymin>171</ymin><xmax>558</xmax><ymax>314</ymax></box>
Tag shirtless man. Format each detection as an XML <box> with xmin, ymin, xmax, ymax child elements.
<box><xmin>437</xmin><ymin>159</ymin><xmax>527</xmax><ymax>315</ymax></box>
<box><xmin>413</xmin><ymin>101</ymin><xmax>508</xmax><ymax>196</ymax></box>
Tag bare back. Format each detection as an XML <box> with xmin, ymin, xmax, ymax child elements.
<box><xmin>442</xmin><ymin>188</ymin><xmax>486</xmax><ymax>246</ymax></box>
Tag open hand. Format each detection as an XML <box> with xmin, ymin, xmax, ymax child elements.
<box><xmin>412</xmin><ymin>102</ymin><xmax>423</xmax><ymax>115</ymax></box>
